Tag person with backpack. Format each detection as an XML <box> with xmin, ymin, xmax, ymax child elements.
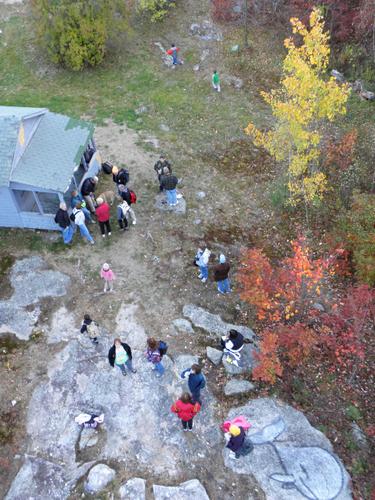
<box><xmin>117</xmin><ymin>199</ymin><xmax>130</xmax><ymax>231</ymax></box>
<box><xmin>212</xmin><ymin>70</ymin><xmax>221</xmax><ymax>92</ymax></box>
<box><xmin>54</xmin><ymin>202</ymin><xmax>74</xmax><ymax>244</ymax></box>
<box><xmin>197</xmin><ymin>248</ymin><xmax>211</xmax><ymax>283</ymax></box>
<box><xmin>75</xmin><ymin>413</ymin><xmax>104</xmax><ymax>429</ymax></box>
<box><xmin>225</xmin><ymin>424</ymin><xmax>253</xmax><ymax>459</ymax></box>
<box><xmin>180</xmin><ymin>364</ymin><xmax>206</xmax><ymax>404</ymax></box>
<box><xmin>166</xmin><ymin>44</ymin><xmax>183</xmax><ymax>66</ymax></box>
<box><xmin>112</xmin><ymin>166</ymin><xmax>130</xmax><ymax>189</ymax></box>
<box><xmin>154</xmin><ymin>155</ymin><xmax>172</xmax><ymax>191</ymax></box>
<box><xmin>214</xmin><ymin>254</ymin><xmax>231</xmax><ymax>294</ymax></box>
<box><xmin>145</xmin><ymin>337</ymin><xmax>166</xmax><ymax>377</ymax></box>
<box><xmin>108</xmin><ymin>338</ymin><xmax>137</xmax><ymax>376</ymax></box>
<box><xmin>72</xmin><ymin>203</ymin><xmax>95</xmax><ymax>244</ymax></box>
<box><xmin>100</xmin><ymin>263</ymin><xmax>116</xmax><ymax>293</ymax></box>
<box><xmin>171</xmin><ymin>393</ymin><xmax>201</xmax><ymax>432</ymax></box>
<box><xmin>70</xmin><ymin>190</ymin><xmax>93</xmax><ymax>223</ymax></box>
<box><xmin>160</xmin><ymin>168</ymin><xmax>179</xmax><ymax>207</ymax></box>
<box><xmin>220</xmin><ymin>329</ymin><xmax>244</xmax><ymax>367</ymax></box>
<box><xmin>81</xmin><ymin>176</ymin><xmax>98</xmax><ymax>214</ymax></box>
<box><xmin>95</xmin><ymin>198</ymin><xmax>112</xmax><ymax>238</ymax></box>
<box><xmin>118</xmin><ymin>184</ymin><xmax>137</xmax><ymax>225</ymax></box>
<box><xmin>80</xmin><ymin>314</ymin><xmax>100</xmax><ymax>345</ymax></box>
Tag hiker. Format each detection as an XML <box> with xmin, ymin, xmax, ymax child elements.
<box><xmin>225</xmin><ymin>424</ymin><xmax>252</xmax><ymax>459</ymax></box>
<box><xmin>171</xmin><ymin>392</ymin><xmax>201</xmax><ymax>432</ymax></box>
<box><xmin>154</xmin><ymin>155</ymin><xmax>172</xmax><ymax>191</ymax></box>
<box><xmin>214</xmin><ymin>254</ymin><xmax>231</xmax><ymax>294</ymax></box>
<box><xmin>118</xmin><ymin>185</ymin><xmax>137</xmax><ymax>225</ymax></box>
<box><xmin>197</xmin><ymin>248</ymin><xmax>211</xmax><ymax>283</ymax></box>
<box><xmin>70</xmin><ymin>190</ymin><xmax>93</xmax><ymax>223</ymax></box>
<box><xmin>81</xmin><ymin>176</ymin><xmax>98</xmax><ymax>214</ymax></box>
<box><xmin>145</xmin><ymin>337</ymin><xmax>166</xmax><ymax>377</ymax></box>
<box><xmin>54</xmin><ymin>202</ymin><xmax>74</xmax><ymax>244</ymax></box>
<box><xmin>117</xmin><ymin>199</ymin><xmax>130</xmax><ymax>231</ymax></box>
<box><xmin>108</xmin><ymin>338</ymin><xmax>137</xmax><ymax>376</ymax></box>
<box><xmin>100</xmin><ymin>262</ymin><xmax>116</xmax><ymax>293</ymax></box>
<box><xmin>180</xmin><ymin>364</ymin><xmax>206</xmax><ymax>404</ymax></box>
<box><xmin>80</xmin><ymin>314</ymin><xmax>100</xmax><ymax>345</ymax></box>
<box><xmin>221</xmin><ymin>329</ymin><xmax>244</xmax><ymax>366</ymax></box>
<box><xmin>167</xmin><ymin>44</ymin><xmax>183</xmax><ymax>66</ymax></box>
<box><xmin>95</xmin><ymin>198</ymin><xmax>112</xmax><ymax>238</ymax></box>
<box><xmin>112</xmin><ymin>166</ymin><xmax>130</xmax><ymax>189</ymax></box>
<box><xmin>75</xmin><ymin>413</ymin><xmax>104</xmax><ymax>429</ymax></box>
<box><xmin>212</xmin><ymin>70</ymin><xmax>221</xmax><ymax>92</ymax></box>
<box><xmin>73</xmin><ymin>203</ymin><xmax>95</xmax><ymax>244</ymax></box>
<box><xmin>160</xmin><ymin>168</ymin><xmax>179</xmax><ymax>207</ymax></box>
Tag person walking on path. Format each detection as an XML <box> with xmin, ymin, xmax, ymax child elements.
<box><xmin>214</xmin><ymin>254</ymin><xmax>231</xmax><ymax>294</ymax></box>
<box><xmin>100</xmin><ymin>263</ymin><xmax>116</xmax><ymax>293</ymax></box>
<box><xmin>70</xmin><ymin>190</ymin><xmax>93</xmax><ymax>223</ymax></box>
<box><xmin>81</xmin><ymin>176</ymin><xmax>98</xmax><ymax>214</ymax></box>
<box><xmin>220</xmin><ymin>329</ymin><xmax>244</xmax><ymax>366</ymax></box>
<box><xmin>225</xmin><ymin>424</ymin><xmax>248</xmax><ymax>459</ymax></box>
<box><xmin>117</xmin><ymin>199</ymin><xmax>130</xmax><ymax>232</ymax></box>
<box><xmin>212</xmin><ymin>70</ymin><xmax>221</xmax><ymax>92</ymax></box>
<box><xmin>154</xmin><ymin>155</ymin><xmax>172</xmax><ymax>191</ymax></box>
<box><xmin>108</xmin><ymin>338</ymin><xmax>137</xmax><ymax>376</ymax></box>
<box><xmin>112</xmin><ymin>166</ymin><xmax>130</xmax><ymax>190</ymax></box>
<box><xmin>180</xmin><ymin>364</ymin><xmax>206</xmax><ymax>404</ymax></box>
<box><xmin>197</xmin><ymin>248</ymin><xmax>211</xmax><ymax>283</ymax></box>
<box><xmin>73</xmin><ymin>203</ymin><xmax>95</xmax><ymax>244</ymax></box>
<box><xmin>167</xmin><ymin>44</ymin><xmax>183</xmax><ymax>66</ymax></box>
<box><xmin>95</xmin><ymin>198</ymin><xmax>112</xmax><ymax>238</ymax></box>
<box><xmin>145</xmin><ymin>337</ymin><xmax>165</xmax><ymax>377</ymax></box>
<box><xmin>171</xmin><ymin>393</ymin><xmax>201</xmax><ymax>432</ymax></box>
<box><xmin>54</xmin><ymin>202</ymin><xmax>74</xmax><ymax>244</ymax></box>
<box><xmin>160</xmin><ymin>168</ymin><xmax>179</xmax><ymax>207</ymax></box>
<box><xmin>80</xmin><ymin>314</ymin><xmax>100</xmax><ymax>345</ymax></box>
<box><xmin>118</xmin><ymin>185</ymin><xmax>137</xmax><ymax>225</ymax></box>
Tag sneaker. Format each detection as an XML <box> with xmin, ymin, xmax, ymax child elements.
<box><xmin>229</xmin><ymin>452</ymin><xmax>239</xmax><ymax>460</ymax></box>
<box><xmin>183</xmin><ymin>428</ymin><xmax>188</xmax><ymax>432</ymax></box>
<box><xmin>90</xmin><ymin>241</ymin><xmax>95</xmax><ymax>245</ymax></box>
<box><xmin>132</xmin><ymin>221</ymin><xmax>136</xmax><ymax>225</ymax></box>
<box><xmin>103</xmin><ymin>289</ymin><xmax>107</xmax><ymax>293</ymax></box>
<box><xmin>131</xmin><ymin>369</ymin><xmax>137</xmax><ymax>373</ymax></box>
<box><xmin>102</xmin><ymin>234</ymin><xmax>105</xmax><ymax>238</ymax></box>
<box><xmin>201</xmin><ymin>278</ymin><xmax>207</xmax><ymax>283</ymax></box>
<box><xmin>198</xmin><ymin>274</ymin><xmax>203</xmax><ymax>279</ymax></box>
<box><xmin>122</xmin><ymin>371</ymin><xmax>127</xmax><ymax>376</ymax></box>
<box><xmin>108</xmin><ymin>232</ymin><xmax>112</xmax><ymax>236</ymax></box>
<box><xmin>188</xmin><ymin>428</ymin><xmax>193</xmax><ymax>432</ymax></box>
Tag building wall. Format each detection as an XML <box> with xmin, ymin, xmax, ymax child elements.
<box><xmin>0</xmin><ymin>187</ymin><xmax>23</xmax><ymax>228</ymax></box>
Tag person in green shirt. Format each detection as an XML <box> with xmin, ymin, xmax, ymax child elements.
<box><xmin>212</xmin><ymin>70</ymin><xmax>221</xmax><ymax>92</ymax></box>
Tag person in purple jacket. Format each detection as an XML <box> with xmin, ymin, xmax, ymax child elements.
<box><xmin>145</xmin><ymin>337</ymin><xmax>165</xmax><ymax>377</ymax></box>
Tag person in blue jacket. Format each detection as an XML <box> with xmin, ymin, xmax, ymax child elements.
<box><xmin>181</xmin><ymin>364</ymin><xmax>206</xmax><ymax>404</ymax></box>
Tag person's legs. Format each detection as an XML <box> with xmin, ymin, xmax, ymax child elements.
<box><xmin>125</xmin><ymin>359</ymin><xmax>137</xmax><ymax>373</ymax></box>
<box><xmin>217</xmin><ymin>83</ymin><xmax>221</xmax><ymax>92</ymax></box>
<box><xmin>154</xmin><ymin>361</ymin><xmax>165</xmax><ymax>376</ymax></box>
<box><xmin>191</xmin><ymin>392</ymin><xmax>201</xmax><ymax>405</ymax></box>
<box><xmin>166</xmin><ymin>189</ymin><xmax>173</xmax><ymax>206</ymax></box>
<box><xmin>128</xmin><ymin>208</ymin><xmax>136</xmax><ymax>225</ymax></box>
<box><xmin>223</xmin><ymin>278</ymin><xmax>231</xmax><ymax>293</ymax></box>
<box><xmin>187</xmin><ymin>418</ymin><xmax>193</xmax><ymax>431</ymax></box>
<box><xmin>170</xmin><ymin>189</ymin><xmax>177</xmax><ymax>205</ymax></box>
<box><xmin>79</xmin><ymin>223</ymin><xmax>94</xmax><ymax>244</ymax></box>
<box><xmin>117</xmin><ymin>363</ymin><xmax>127</xmax><ymax>376</ymax></box>
<box><xmin>105</xmin><ymin>220</ymin><xmax>111</xmax><ymax>235</ymax></box>
<box><xmin>82</xmin><ymin>207</ymin><xmax>93</xmax><ymax>222</ymax></box>
<box><xmin>108</xmin><ymin>280</ymin><xmax>114</xmax><ymax>292</ymax></box>
<box><xmin>83</xmin><ymin>195</ymin><xmax>95</xmax><ymax>214</ymax></box>
<box><xmin>182</xmin><ymin>420</ymin><xmax>188</xmax><ymax>431</ymax></box>
<box><xmin>200</xmin><ymin>266</ymin><xmax>208</xmax><ymax>281</ymax></box>
<box><xmin>103</xmin><ymin>279</ymin><xmax>109</xmax><ymax>293</ymax></box>
<box><xmin>99</xmin><ymin>221</ymin><xmax>106</xmax><ymax>236</ymax></box>
<box><xmin>217</xmin><ymin>280</ymin><xmax>225</xmax><ymax>294</ymax></box>
<box><xmin>62</xmin><ymin>226</ymin><xmax>73</xmax><ymax>244</ymax></box>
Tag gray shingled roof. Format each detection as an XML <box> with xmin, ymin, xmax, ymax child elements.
<box><xmin>0</xmin><ymin>115</ymin><xmax>19</xmax><ymax>187</ymax></box>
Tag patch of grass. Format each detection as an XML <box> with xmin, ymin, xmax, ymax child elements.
<box><xmin>346</xmin><ymin>404</ymin><xmax>363</xmax><ymax>421</ymax></box>
<box><xmin>352</xmin><ymin>458</ymin><xmax>369</xmax><ymax>476</ymax></box>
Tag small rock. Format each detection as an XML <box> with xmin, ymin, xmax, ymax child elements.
<box><xmin>190</xmin><ymin>23</ymin><xmax>200</xmax><ymax>35</ymax></box>
<box><xmin>360</xmin><ymin>90</ymin><xmax>375</xmax><ymax>101</ymax></box>
<box><xmin>84</xmin><ymin>464</ymin><xmax>116</xmax><ymax>494</ymax></box>
<box><xmin>143</xmin><ymin>138</ymin><xmax>160</xmax><ymax>149</ymax></box>
<box><xmin>312</xmin><ymin>302</ymin><xmax>325</xmax><ymax>312</ymax></box>
<box><xmin>351</xmin><ymin>422</ymin><xmax>369</xmax><ymax>451</ymax></box>
<box><xmin>196</xmin><ymin>191</ymin><xmax>206</xmax><ymax>200</ymax></box>
<box><xmin>331</xmin><ymin>70</ymin><xmax>345</xmax><ymax>83</ymax></box>
<box><xmin>119</xmin><ymin>478</ymin><xmax>146</xmax><ymax>500</ymax></box>
<box><xmin>194</xmin><ymin>219</ymin><xmax>201</xmax><ymax>225</ymax></box>
<box><xmin>173</xmin><ymin>318</ymin><xmax>194</xmax><ymax>334</ymax></box>
<box><xmin>135</xmin><ymin>105</ymin><xmax>148</xmax><ymax>115</ymax></box>
<box><xmin>193</xmin><ymin>64</ymin><xmax>200</xmax><ymax>72</ymax></box>
<box><xmin>224</xmin><ymin>379</ymin><xmax>255</xmax><ymax>396</ymax></box>
<box><xmin>351</xmin><ymin>79</ymin><xmax>364</xmax><ymax>93</ymax></box>
<box><xmin>206</xmin><ymin>346</ymin><xmax>223</xmax><ymax>366</ymax></box>
<box><xmin>153</xmin><ymin>479</ymin><xmax>209</xmax><ymax>500</ymax></box>
<box><xmin>11</xmin><ymin>400</ymin><xmax>17</xmax><ymax>406</ymax></box>
<box><xmin>160</xmin><ymin>123</ymin><xmax>170</xmax><ymax>132</ymax></box>
<box><xmin>231</xmin><ymin>44</ymin><xmax>239</xmax><ymax>52</ymax></box>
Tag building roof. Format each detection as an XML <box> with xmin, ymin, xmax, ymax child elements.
<box><xmin>0</xmin><ymin>106</ymin><xmax>94</xmax><ymax>192</ymax></box>
<box><xmin>0</xmin><ymin>115</ymin><xmax>19</xmax><ymax>187</ymax></box>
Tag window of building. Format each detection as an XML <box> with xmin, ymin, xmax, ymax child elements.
<box><xmin>73</xmin><ymin>164</ymin><xmax>86</xmax><ymax>188</ymax></box>
<box><xmin>13</xmin><ymin>190</ymin><xmax>40</xmax><ymax>213</ymax></box>
<box><xmin>37</xmin><ymin>192</ymin><xmax>60</xmax><ymax>215</ymax></box>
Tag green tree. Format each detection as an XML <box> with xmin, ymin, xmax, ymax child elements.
<box><xmin>32</xmin><ymin>0</ymin><xmax>128</xmax><ymax>71</ymax></box>
<box><xmin>137</xmin><ymin>0</ymin><xmax>175</xmax><ymax>22</ymax></box>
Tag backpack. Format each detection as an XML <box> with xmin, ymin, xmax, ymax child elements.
<box><xmin>158</xmin><ymin>340</ymin><xmax>168</xmax><ymax>357</ymax></box>
<box><xmin>129</xmin><ymin>190</ymin><xmax>137</xmax><ymax>204</ymax></box>
<box><xmin>87</xmin><ymin>321</ymin><xmax>100</xmax><ymax>339</ymax></box>
<box><xmin>69</xmin><ymin>212</ymin><xmax>75</xmax><ymax>222</ymax></box>
<box><xmin>102</xmin><ymin>161</ymin><xmax>113</xmax><ymax>175</ymax></box>
<box><xmin>119</xmin><ymin>201</ymin><xmax>130</xmax><ymax>218</ymax></box>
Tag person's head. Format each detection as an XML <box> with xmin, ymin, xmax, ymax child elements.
<box><xmin>75</xmin><ymin>202</ymin><xmax>82</xmax><ymax>209</ymax></box>
<box><xmin>219</xmin><ymin>254</ymin><xmax>226</xmax><ymax>264</ymax></box>
<box><xmin>214</xmin><ymin>70</ymin><xmax>217</xmax><ymax>74</ymax></box>
<box><xmin>102</xmin><ymin>263</ymin><xmax>110</xmax><ymax>271</ymax></box>
<box><xmin>171</xmin><ymin>43</ymin><xmax>176</xmax><ymax>48</ymax></box>
<box><xmin>84</xmin><ymin>314</ymin><xmax>91</xmax><ymax>322</ymax></box>
<box><xmin>59</xmin><ymin>202</ymin><xmax>67</xmax><ymax>211</ymax></box>
<box><xmin>180</xmin><ymin>392</ymin><xmax>192</xmax><ymax>404</ymax></box>
<box><xmin>92</xmin><ymin>176</ymin><xmax>99</xmax><ymax>184</ymax></box>
<box><xmin>229</xmin><ymin>425</ymin><xmax>241</xmax><ymax>436</ymax></box>
<box><xmin>147</xmin><ymin>337</ymin><xmax>157</xmax><ymax>350</ymax></box>
<box><xmin>118</xmin><ymin>184</ymin><xmax>126</xmax><ymax>193</ymax></box>
<box><xmin>163</xmin><ymin>166</ymin><xmax>170</xmax><ymax>175</ymax></box>
<box><xmin>72</xmin><ymin>190</ymin><xmax>78</xmax><ymax>197</ymax></box>
<box><xmin>112</xmin><ymin>166</ymin><xmax>119</xmax><ymax>175</ymax></box>
<box><xmin>96</xmin><ymin>197</ymin><xmax>104</xmax><ymax>206</ymax></box>
<box><xmin>229</xmin><ymin>329</ymin><xmax>239</xmax><ymax>340</ymax></box>
<box><xmin>191</xmin><ymin>364</ymin><xmax>201</xmax><ymax>374</ymax></box>
<box><xmin>160</xmin><ymin>155</ymin><xmax>165</xmax><ymax>161</ymax></box>
<box><xmin>114</xmin><ymin>338</ymin><xmax>121</xmax><ymax>346</ymax></box>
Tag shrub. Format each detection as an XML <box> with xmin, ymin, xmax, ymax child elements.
<box><xmin>137</xmin><ymin>0</ymin><xmax>175</xmax><ymax>22</ymax></box>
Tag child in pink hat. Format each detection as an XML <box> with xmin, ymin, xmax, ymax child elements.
<box><xmin>100</xmin><ymin>263</ymin><xmax>116</xmax><ymax>293</ymax></box>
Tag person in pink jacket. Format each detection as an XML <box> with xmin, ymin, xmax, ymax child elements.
<box><xmin>100</xmin><ymin>263</ymin><xmax>116</xmax><ymax>293</ymax></box>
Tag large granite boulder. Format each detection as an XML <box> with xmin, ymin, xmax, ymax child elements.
<box><xmin>119</xmin><ymin>477</ymin><xmax>146</xmax><ymax>500</ymax></box>
<box><xmin>224</xmin><ymin>379</ymin><xmax>255</xmax><ymax>396</ymax></box>
<box><xmin>84</xmin><ymin>464</ymin><xmax>116</xmax><ymax>494</ymax></box>
<box><xmin>224</xmin><ymin>398</ymin><xmax>352</xmax><ymax>500</ymax></box>
<box><xmin>222</xmin><ymin>344</ymin><xmax>256</xmax><ymax>375</ymax></box>
<box><xmin>153</xmin><ymin>479</ymin><xmax>209</xmax><ymax>499</ymax></box>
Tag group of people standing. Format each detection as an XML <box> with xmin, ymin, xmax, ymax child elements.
<box><xmin>195</xmin><ymin>249</ymin><xmax>232</xmax><ymax>294</ymax></box>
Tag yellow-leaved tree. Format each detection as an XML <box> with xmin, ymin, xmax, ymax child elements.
<box><xmin>246</xmin><ymin>8</ymin><xmax>349</xmax><ymax>208</ymax></box>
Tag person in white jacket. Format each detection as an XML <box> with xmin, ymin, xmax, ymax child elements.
<box><xmin>73</xmin><ymin>203</ymin><xmax>95</xmax><ymax>244</ymax></box>
<box><xmin>197</xmin><ymin>248</ymin><xmax>211</xmax><ymax>283</ymax></box>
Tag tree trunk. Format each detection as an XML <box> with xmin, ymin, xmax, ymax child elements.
<box><xmin>244</xmin><ymin>0</ymin><xmax>249</xmax><ymax>48</ymax></box>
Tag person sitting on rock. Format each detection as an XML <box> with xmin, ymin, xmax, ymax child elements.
<box><xmin>225</xmin><ymin>425</ymin><xmax>246</xmax><ymax>459</ymax></box>
<box><xmin>214</xmin><ymin>253</ymin><xmax>231</xmax><ymax>294</ymax></box>
<box><xmin>160</xmin><ymin>168</ymin><xmax>179</xmax><ymax>207</ymax></box>
<box><xmin>80</xmin><ymin>314</ymin><xmax>100</xmax><ymax>345</ymax></box>
<box><xmin>75</xmin><ymin>413</ymin><xmax>104</xmax><ymax>429</ymax></box>
<box><xmin>220</xmin><ymin>329</ymin><xmax>244</xmax><ymax>367</ymax></box>
<box><xmin>180</xmin><ymin>364</ymin><xmax>206</xmax><ymax>405</ymax></box>
<box><xmin>108</xmin><ymin>338</ymin><xmax>137</xmax><ymax>376</ymax></box>
<box><xmin>171</xmin><ymin>392</ymin><xmax>201</xmax><ymax>432</ymax></box>
<box><xmin>145</xmin><ymin>337</ymin><xmax>165</xmax><ymax>377</ymax></box>
<box><xmin>81</xmin><ymin>176</ymin><xmax>99</xmax><ymax>214</ymax></box>
<box><xmin>154</xmin><ymin>155</ymin><xmax>172</xmax><ymax>191</ymax></box>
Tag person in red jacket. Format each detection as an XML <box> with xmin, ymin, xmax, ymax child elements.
<box><xmin>171</xmin><ymin>392</ymin><xmax>201</xmax><ymax>432</ymax></box>
<box><xmin>95</xmin><ymin>198</ymin><xmax>111</xmax><ymax>238</ymax></box>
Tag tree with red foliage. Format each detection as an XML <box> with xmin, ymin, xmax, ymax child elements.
<box><xmin>212</xmin><ymin>0</ymin><xmax>236</xmax><ymax>22</ymax></box>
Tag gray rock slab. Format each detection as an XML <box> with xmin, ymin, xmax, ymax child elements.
<box><xmin>173</xmin><ymin>318</ymin><xmax>194</xmax><ymax>334</ymax></box>
<box><xmin>183</xmin><ymin>304</ymin><xmax>255</xmax><ymax>340</ymax></box>
<box><xmin>155</xmin><ymin>193</ymin><xmax>186</xmax><ymax>214</ymax></box>
<box><xmin>224</xmin><ymin>398</ymin><xmax>352</xmax><ymax>500</ymax></box>
<box><xmin>224</xmin><ymin>379</ymin><xmax>255</xmax><ymax>396</ymax></box>
<box><xmin>173</xmin><ymin>354</ymin><xmax>199</xmax><ymax>376</ymax></box>
<box><xmin>48</xmin><ymin>306</ymin><xmax>76</xmax><ymax>344</ymax></box>
<box><xmin>119</xmin><ymin>477</ymin><xmax>146</xmax><ymax>500</ymax></box>
<box><xmin>84</xmin><ymin>464</ymin><xmax>115</xmax><ymax>494</ymax></box>
<box><xmin>222</xmin><ymin>344</ymin><xmax>256</xmax><ymax>375</ymax></box>
<box><xmin>206</xmin><ymin>346</ymin><xmax>223</xmax><ymax>365</ymax></box>
<box><xmin>351</xmin><ymin>422</ymin><xmax>369</xmax><ymax>451</ymax></box>
<box><xmin>153</xmin><ymin>479</ymin><xmax>209</xmax><ymax>500</ymax></box>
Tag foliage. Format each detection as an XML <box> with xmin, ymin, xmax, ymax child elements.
<box><xmin>245</xmin><ymin>8</ymin><xmax>349</xmax><ymax>206</ymax></box>
<box><xmin>212</xmin><ymin>0</ymin><xmax>236</xmax><ymax>22</ymax></box>
<box><xmin>31</xmin><ymin>0</ymin><xmax>128</xmax><ymax>71</ymax></box>
<box><xmin>137</xmin><ymin>0</ymin><xmax>175</xmax><ymax>22</ymax></box>
<box><xmin>252</xmin><ymin>330</ymin><xmax>283</xmax><ymax>384</ymax></box>
<box><xmin>324</xmin><ymin>129</ymin><xmax>358</xmax><ymax>174</ymax></box>
<box><xmin>346</xmin><ymin>404</ymin><xmax>363</xmax><ymax>421</ymax></box>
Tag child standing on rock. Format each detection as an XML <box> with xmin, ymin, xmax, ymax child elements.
<box><xmin>100</xmin><ymin>263</ymin><xmax>116</xmax><ymax>293</ymax></box>
<box><xmin>171</xmin><ymin>392</ymin><xmax>201</xmax><ymax>432</ymax></box>
<box><xmin>145</xmin><ymin>337</ymin><xmax>166</xmax><ymax>377</ymax></box>
<box><xmin>80</xmin><ymin>314</ymin><xmax>100</xmax><ymax>345</ymax></box>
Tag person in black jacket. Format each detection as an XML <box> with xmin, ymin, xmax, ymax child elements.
<box><xmin>160</xmin><ymin>168</ymin><xmax>179</xmax><ymax>206</ymax></box>
<box><xmin>108</xmin><ymin>338</ymin><xmax>137</xmax><ymax>376</ymax></box>
<box><xmin>112</xmin><ymin>166</ymin><xmax>129</xmax><ymax>187</ymax></box>
<box><xmin>220</xmin><ymin>329</ymin><xmax>244</xmax><ymax>367</ymax></box>
<box><xmin>154</xmin><ymin>156</ymin><xmax>172</xmax><ymax>191</ymax></box>
<box><xmin>54</xmin><ymin>202</ymin><xmax>74</xmax><ymax>244</ymax></box>
<box><xmin>81</xmin><ymin>176</ymin><xmax>98</xmax><ymax>214</ymax></box>
<box><xmin>226</xmin><ymin>425</ymin><xmax>251</xmax><ymax>459</ymax></box>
